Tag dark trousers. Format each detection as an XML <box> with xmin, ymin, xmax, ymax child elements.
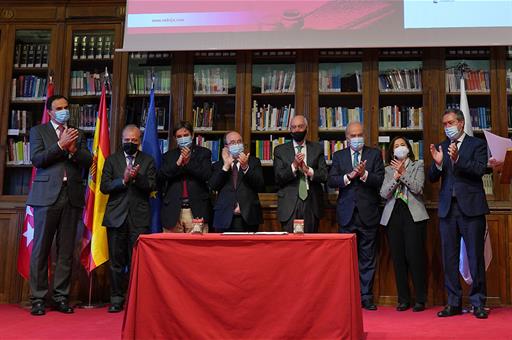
<box><xmin>439</xmin><ymin>198</ymin><xmax>486</xmax><ymax>307</ymax></box>
<box><xmin>282</xmin><ymin>195</ymin><xmax>319</xmax><ymax>233</ymax></box>
<box><xmin>30</xmin><ymin>185</ymin><xmax>79</xmax><ymax>304</ymax></box>
<box><xmin>340</xmin><ymin>209</ymin><xmax>378</xmax><ymax>303</ymax></box>
<box><xmin>107</xmin><ymin>215</ymin><xmax>149</xmax><ymax>305</ymax></box>
<box><xmin>227</xmin><ymin>215</ymin><xmax>258</xmax><ymax>233</ymax></box>
<box><xmin>386</xmin><ymin>200</ymin><xmax>427</xmax><ymax>305</ymax></box>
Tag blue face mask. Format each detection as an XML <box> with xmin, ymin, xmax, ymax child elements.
<box><xmin>349</xmin><ymin>137</ymin><xmax>364</xmax><ymax>151</ymax></box>
<box><xmin>444</xmin><ymin>126</ymin><xmax>460</xmax><ymax>140</ymax></box>
<box><xmin>54</xmin><ymin>109</ymin><xmax>70</xmax><ymax>124</ymax></box>
<box><xmin>228</xmin><ymin>143</ymin><xmax>244</xmax><ymax>158</ymax></box>
<box><xmin>177</xmin><ymin>136</ymin><xmax>192</xmax><ymax>149</ymax></box>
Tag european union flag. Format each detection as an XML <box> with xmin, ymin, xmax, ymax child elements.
<box><xmin>142</xmin><ymin>86</ymin><xmax>162</xmax><ymax>233</ymax></box>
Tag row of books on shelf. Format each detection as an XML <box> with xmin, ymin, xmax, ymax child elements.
<box><xmin>195</xmin><ymin>136</ymin><xmax>221</xmax><ymax>163</ymax></box>
<box><xmin>8</xmin><ymin>110</ymin><xmax>33</xmax><ymax>134</ymax></box>
<box><xmin>447</xmin><ymin>104</ymin><xmax>491</xmax><ymax>129</ymax></box>
<box><xmin>446</xmin><ymin>68</ymin><xmax>490</xmax><ymax>92</ymax></box>
<box><xmin>72</xmin><ymin>34</ymin><xmax>114</xmax><ymax>60</ymax></box>
<box><xmin>11</xmin><ymin>76</ymin><xmax>47</xmax><ymax>100</ymax></box>
<box><xmin>193</xmin><ymin>68</ymin><xmax>231</xmax><ymax>94</ymax></box>
<box><xmin>139</xmin><ymin>107</ymin><xmax>168</xmax><ymax>131</ymax></box>
<box><xmin>128</xmin><ymin>70</ymin><xmax>171</xmax><ymax>95</ymax></box>
<box><xmin>193</xmin><ymin>102</ymin><xmax>216</xmax><ymax>130</ymax></box>
<box><xmin>507</xmin><ymin>69</ymin><xmax>512</xmax><ymax>91</ymax></box>
<box><xmin>6</xmin><ymin>138</ymin><xmax>30</xmax><ymax>165</ymax></box>
<box><xmin>318</xmin><ymin>107</ymin><xmax>363</xmax><ymax>130</ymax></box>
<box><xmin>318</xmin><ymin>71</ymin><xmax>361</xmax><ymax>93</ymax></box>
<box><xmin>70</xmin><ymin>71</ymin><xmax>112</xmax><ymax>96</ymax></box>
<box><xmin>254</xmin><ymin>137</ymin><xmax>288</xmax><ymax>162</ymax></box>
<box><xmin>259</xmin><ymin>70</ymin><xmax>295</xmax><ymax>94</ymax></box>
<box><xmin>322</xmin><ymin>140</ymin><xmax>348</xmax><ymax>161</ymax></box>
<box><xmin>251</xmin><ymin>102</ymin><xmax>295</xmax><ymax>131</ymax></box>
<box><xmin>129</xmin><ymin>51</ymin><xmax>171</xmax><ymax>60</ymax></box>
<box><xmin>68</xmin><ymin>104</ymin><xmax>108</xmax><ymax>131</ymax></box>
<box><xmin>379</xmin><ymin>106</ymin><xmax>423</xmax><ymax>129</ymax></box>
<box><xmin>14</xmin><ymin>43</ymin><xmax>49</xmax><ymax>68</ymax></box>
<box><xmin>379</xmin><ymin>69</ymin><xmax>422</xmax><ymax>92</ymax></box>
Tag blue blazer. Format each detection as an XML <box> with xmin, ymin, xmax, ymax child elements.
<box><xmin>428</xmin><ymin>135</ymin><xmax>489</xmax><ymax>218</ymax></box>
<box><xmin>328</xmin><ymin>146</ymin><xmax>384</xmax><ymax>227</ymax></box>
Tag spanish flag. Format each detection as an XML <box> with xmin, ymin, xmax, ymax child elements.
<box><xmin>81</xmin><ymin>81</ymin><xmax>110</xmax><ymax>273</ymax></box>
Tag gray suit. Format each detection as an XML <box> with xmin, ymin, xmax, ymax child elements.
<box><xmin>380</xmin><ymin>159</ymin><xmax>428</xmax><ymax>305</ymax></box>
<box><xmin>380</xmin><ymin>160</ymin><xmax>429</xmax><ymax>226</ymax></box>
<box><xmin>27</xmin><ymin>122</ymin><xmax>92</xmax><ymax>305</ymax></box>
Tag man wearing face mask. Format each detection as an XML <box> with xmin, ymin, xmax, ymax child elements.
<box><xmin>327</xmin><ymin>121</ymin><xmax>384</xmax><ymax>311</ymax></box>
<box><xmin>429</xmin><ymin>109</ymin><xmax>489</xmax><ymax>319</ymax></box>
<box><xmin>210</xmin><ymin>131</ymin><xmax>265</xmax><ymax>232</ymax></box>
<box><xmin>274</xmin><ymin>115</ymin><xmax>328</xmax><ymax>233</ymax></box>
<box><xmin>159</xmin><ymin>121</ymin><xmax>212</xmax><ymax>232</ymax></box>
<box><xmin>27</xmin><ymin>95</ymin><xmax>92</xmax><ymax>316</ymax></box>
<box><xmin>100</xmin><ymin>124</ymin><xmax>156</xmax><ymax>313</ymax></box>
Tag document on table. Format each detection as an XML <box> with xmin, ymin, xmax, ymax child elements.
<box><xmin>483</xmin><ymin>130</ymin><xmax>512</xmax><ymax>162</ymax></box>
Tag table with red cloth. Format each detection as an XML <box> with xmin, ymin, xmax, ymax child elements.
<box><xmin>122</xmin><ymin>233</ymin><xmax>363</xmax><ymax>340</ymax></box>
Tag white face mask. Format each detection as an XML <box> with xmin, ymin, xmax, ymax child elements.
<box><xmin>393</xmin><ymin>145</ymin><xmax>409</xmax><ymax>160</ymax></box>
<box><xmin>348</xmin><ymin>137</ymin><xmax>364</xmax><ymax>151</ymax></box>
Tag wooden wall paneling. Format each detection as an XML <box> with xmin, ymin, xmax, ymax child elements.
<box><xmin>110</xmin><ymin>23</ymin><xmax>124</xmax><ymax>147</ymax></box>
<box><xmin>362</xmin><ymin>49</ymin><xmax>378</xmax><ymax>147</ymax></box>
<box><xmin>242</xmin><ymin>51</ymin><xmax>253</xmax><ymax>144</ymax></box>
<box><xmin>0</xmin><ymin>209</ymin><xmax>25</xmax><ymax>303</ymax></box>
<box><xmin>170</xmin><ymin>51</ymin><xmax>189</xmax><ymax>145</ymax></box>
<box><xmin>235</xmin><ymin>51</ymin><xmax>247</xmax><ymax>136</ymax></box>
<box><xmin>0</xmin><ymin>24</ymin><xmax>12</xmax><ymax>196</ymax></box>
<box><xmin>309</xmin><ymin>50</ymin><xmax>320</xmax><ymax>142</ymax></box>
<box><xmin>508</xmin><ymin>215</ymin><xmax>512</xmax><ymax>304</ymax></box>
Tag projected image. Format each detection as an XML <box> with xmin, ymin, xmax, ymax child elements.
<box><xmin>404</xmin><ymin>0</ymin><xmax>512</xmax><ymax>29</ymax></box>
<box><xmin>126</xmin><ymin>0</ymin><xmax>397</xmax><ymax>33</ymax></box>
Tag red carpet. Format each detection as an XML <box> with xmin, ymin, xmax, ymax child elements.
<box><xmin>1</xmin><ymin>304</ymin><xmax>511</xmax><ymax>339</ymax></box>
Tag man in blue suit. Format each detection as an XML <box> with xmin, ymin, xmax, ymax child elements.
<box><xmin>210</xmin><ymin>131</ymin><xmax>264</xmax><ymax>232</ymax></box>
<box><xmin>429</xmin><ymin>108</ymin><xmax>489</xmax><ymax>319</ymax></box>
<box><xmin>328</xmin><ymin>121</ymin><xmax>384</xmax><ymax>310</ymax></box>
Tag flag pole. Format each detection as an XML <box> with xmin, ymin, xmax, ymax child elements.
<box><xmin>78</xmin><ymin>68</ymin><xmax>110</xmax><ymax>310</ymax></box>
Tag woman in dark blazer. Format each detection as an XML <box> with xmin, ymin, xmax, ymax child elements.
<box><xmin>380</xmin><ymin>136</ymin><xmax>429</xmax><ymax>312</ymax></box>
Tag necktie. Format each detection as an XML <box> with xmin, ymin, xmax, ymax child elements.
<box><xmin>296</xmin><ymin>145</ymin><xmax>308</xmax><ymax>201</ymax></box>
<box><xmin>57</xmin><ymin>125</ymin><xmax>68</xmax><ymax>181</ymax></box>
<box><xmin>451</xmin><ymin>140</ymin><xmax>459</xmax><ymax>196</ymax></box>
<box><xmin>232</xmin><ymin>160</ymin><xmax>239</xmax><ymax>189</ymax></box>
<box><xmin>127</xmin><ymin>155</ymin><xmax>134</xmax><ymax>167</ymax></box>
<box><xmin>353</xmin><ymin>151</ymin><xmax>359</xmax><ymax>168</ymax></box>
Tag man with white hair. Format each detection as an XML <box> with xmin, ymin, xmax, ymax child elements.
<box><xmin>274</xmin><ymin>115</ymin><xmax>327</xmax><ymax>232</ymax></box>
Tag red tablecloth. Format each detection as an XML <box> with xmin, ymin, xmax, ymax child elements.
<box><xmin>122</xmin><ymin>233</ymin><xmax>363</xmax><ymax>340</ymax></box>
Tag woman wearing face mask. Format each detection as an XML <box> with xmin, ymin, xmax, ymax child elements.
<box><xmin>380</xmin><ymin>136</ymin><xmax>429</xmax><ymax>312</ymax></box>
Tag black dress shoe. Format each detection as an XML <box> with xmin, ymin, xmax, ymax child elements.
<box><xmin>362</xmin><ymin>301</ymin><xmax>377</xmax><ymax>311</ymax></box>
<box><xmin>31</xmin><ymin>302</ymin><xmax>45</xmax><ymax>316</ymax></box>
<box><xmin>108</xmin><ymin>304</ymin><xmax>123</xmax><ymax>313</ymax></box>
<box><xmin>54</xmin><ymin>301</ymin><xmax>74</xmax><ymax>314</ymax></box>
<box><xmin>396</xmin><ymin>303</ymin><xmax>410</xmax><ymax>311</ymax></box>
<box><xmin>412</xmin><ymin>303</ymin><xmax>425</xmax><ymax>312</ymax></box>
<box><xmin>473</xmin><ymin>306</ymin><xmax>489</xmax><ymax>319</ymax></box>
<box><xmin>437</xmin><ymin>305</ymin><xmax>462</xmax><ymax>317</ymax></box>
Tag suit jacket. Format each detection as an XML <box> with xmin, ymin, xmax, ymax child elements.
<box><xmin>273</xmin><ymin>141</ymin><xmax>328</xmax><ymax>223</ymax></box>
<box><xmin>26</xmin><ymin>123</ymin><xmax>92</xmax><ymax>207</ymax></box>
<box><xmin>328</xmin><ymin>146</ymin><xmax>384</xmax><ymax>227</ymax></box>
<box><xmin>210</xmin><ymin>155</ymin><xmax>265</xmax><ymax>231</ymax></box>
<box><xmin>428</xmin><ymin>135</ymin><xmax>489</xmax><ymax>218</ymax></box>
<box><xmin>380</xmin><ymin>160</ymin><xmax>429</xmax><ymax>225</ymax></box>
<box><xmin>158</xmin><ymin>145</ymin><xmax>212</xmax><ymax>227</ymax></box>
<box><xmin>100</xmin><ymin>150</ymin><xmax>157</xmax><ymax>228</ymax></box>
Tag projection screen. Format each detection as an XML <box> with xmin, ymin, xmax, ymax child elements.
<box><xmin>121</xmin><ymin>0</ymin><xmax>512</xmax><ymax>51</ymax></box>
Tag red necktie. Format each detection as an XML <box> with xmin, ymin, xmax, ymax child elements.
<box><xmin>232</xmin><ymin>161</ymin><xmax>239</xmax><ymax>189</ymax></box>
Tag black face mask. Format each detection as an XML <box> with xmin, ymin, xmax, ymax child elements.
<box><xmin>123</xmin><ymin>142</ymin><xmax>138</xmax><ymax>156</ymax></box>
<box><xmin>290</xmin><ymin>130</ymin><xmax>307</xmax><ymax>143</ymax></box>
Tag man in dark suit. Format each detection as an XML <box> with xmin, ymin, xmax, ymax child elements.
<box><xmin>274</xmin><ymin>115</ymin><xmax>327</xmax><ymax>233</ymax></box>
<box><xmin>159</xmin><ymin>121</ymin><xmax>212</xmax><ymax>232</ymax></box>
<box><xmin>210</xmin><ymin>131</ymin><xmax>264</xmax><ymax>232</ymax></box>
<box><xmin>429</xmin><ymin>108</ymin><xmax>489</xmax><ymax>319</ymax></box>
<box><xmin>27</xmin><ymin>95</ymin><xmax>92</xmax><ymax>316</ymax></box>
<box><xmin>100</xmin><ymin>124</ymin><xmax>156</xmax><ymax>313</ymax></box>
<box><xmin>327</xmin><ymin>121</ymin><xmax>384</xmax><ymax>310</ymax></box>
